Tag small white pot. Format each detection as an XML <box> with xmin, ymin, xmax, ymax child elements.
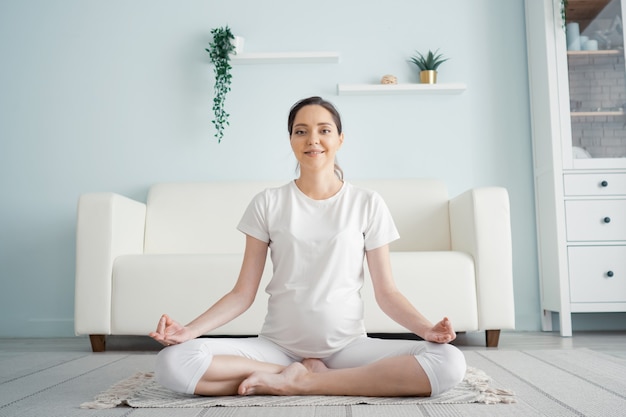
<box><xmin>231</xmin><ymin>36</ymin><xmax>245</xmax><ymax>55</ymax></box>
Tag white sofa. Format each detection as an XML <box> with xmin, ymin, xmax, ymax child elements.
<box><xmin>75</xmin><ymin>179</ymin><xmax>515</xmax><ymax>352</ymax></box>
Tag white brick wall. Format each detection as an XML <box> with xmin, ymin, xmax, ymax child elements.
<box><xmin>568</xmin><ymin>53</ymin><xmax>626</xmax><ymax>158</ymax></box>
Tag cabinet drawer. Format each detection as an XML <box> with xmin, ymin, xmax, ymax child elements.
<box><xmin>568</xmin><ymin>246</ymin><xmax>626</xmax><ymax>303</ymax></box>
<box><xmin>564</xmin><ymin>173</ymin><xmax>626</xmax><ymax>196</ymax></box>
<box><xmin>565</xmin><ymin>200</ymin><xmax>626</xmax><ymax>241</ymax></box>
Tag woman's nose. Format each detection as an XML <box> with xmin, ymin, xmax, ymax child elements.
<box><xmin>307</xmin><ymin>133</ymin><xmax>320</xmax><ymax>144</ymax></box>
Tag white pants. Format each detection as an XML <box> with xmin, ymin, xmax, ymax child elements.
<box><xmin>155</xmin><ymin>336</ymin><xmax>466</xmax><ymax>397</ymax></box>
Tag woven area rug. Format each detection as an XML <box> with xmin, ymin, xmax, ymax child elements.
<box><xmin>81</xmin><ymin>366</ymin><xmax>514</xmax><ymax>409</ymax></box>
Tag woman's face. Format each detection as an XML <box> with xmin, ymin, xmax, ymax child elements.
<box><xmin>290</xmin><ymin>105</ymin><xmax>344</xmax><ymax>175</ymax></box>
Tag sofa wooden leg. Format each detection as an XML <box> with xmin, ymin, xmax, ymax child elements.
<box><xmin>89</xmin><ymin>334</ymin><xmax>106</xmax><ymax>352</ymax></box>
<box><xmin>486</xmin><ymin>329</ymin><xmax>500</xmax><ymax>347</ymax></box>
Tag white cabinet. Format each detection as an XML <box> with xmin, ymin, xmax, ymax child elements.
<box><xmin>563</xmin><ymin>173</ymin><xmax>626</xmax><ymax>195</ymax></box>
<box><xmin>525</xmin><ymin>0</ymin><xmax>626</xmax><ymax>336</ymax></box>
<box><xmin>565</xmin><ymin>199</ymin><xmax>626</xmax><ymax>241</ymax></box>
<box><xmin>569</xmin><ymin>246</ymin><xmax>626</xmax><ymax>304</ymax></box>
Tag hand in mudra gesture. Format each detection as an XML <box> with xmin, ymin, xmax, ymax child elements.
<box><xmin>149</xmin><ymin>314</ymin><xmax>193</xmax><ymax>346</ymax></box>
<box><xmin>424</xmin><ymin>317</ymin><xmax>456</xmax><ymax>344</ymax></box>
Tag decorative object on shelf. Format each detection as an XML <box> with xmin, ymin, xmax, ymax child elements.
<box><xmin>561</xmin><ymin>0</ymin><xmax>568</xmax><ymax>30</ymax></box>
<box><xmin>566</xmin><ymin>22</ymin><xmax>581</xmax><ymax>50</ymax></box>
<box><xmin>380</xmin><ymin>74</ymin><xmax>398</xmax><ymax>84</ymax></box>
<box><xmin>594</xmin><ymin>15</ymin><xmax>623</xmax><ymax>49</ymax></box>
<box><xmin>572</xmin><ymin>146</ymin><xmax>592</xmax><ymax>159</ymax></box>
<box><xmin>582</xmin><ymin>39</ymin><xmax>598</xmax><ymax>50</ymax></box>
<box><xmin>410</xmin><ymin>49</ymin><xmax>449</xmax><ymax>84</ymax></box>
<box><xmin>232</xmin><ymin>36</ymin><xmax>245</xmax><ymax>55</ymax></box>
<box><xmin>205</xmin><ymin>26</ymin><xmax>236</xmax><ymax>143</ymax></box>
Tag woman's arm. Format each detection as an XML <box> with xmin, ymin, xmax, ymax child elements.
<box><xmin>365</xmin><ymin>245</ymin><xmax>456</xmax><ymax>343</ymax></box>
<box><xmin>150</xmin><ymin>234</ymin><xmax>268</xmax><ymax>346</ymax></box>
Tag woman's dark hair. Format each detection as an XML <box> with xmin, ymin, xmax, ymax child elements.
<box><xmin>287</xmin><ymin>96</ymin><xmax>344</xmax><ymax>180</ymax></box>
<box><xmin>288</xmin><ymin>96</ymin><xmax>343</xmax><ymax>135</ymax></box>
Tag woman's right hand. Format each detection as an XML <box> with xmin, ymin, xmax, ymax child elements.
<box><xmin>149</xmin><ymin>314</ymin><xmax>195</xmax><ymax>347</ymax></box>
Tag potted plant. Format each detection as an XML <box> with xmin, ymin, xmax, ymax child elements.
<box><xmin>206</xmin><ymin>26</ymin><xmax>236</xmax><ymax>143</ymax></box>
<box><xmin>410</xmin><ymin>49</ymin><xmax>449</xmax><ymax>84</ymax></box>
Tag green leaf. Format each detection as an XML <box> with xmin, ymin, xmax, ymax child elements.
<box><xmin>409</xmin><ymin>48</ymin><xmax>449</xmax><ymax>71</ymax></box>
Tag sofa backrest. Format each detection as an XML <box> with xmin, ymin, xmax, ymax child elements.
<box><xmin>352</xmin><ymin>179</ymin><xmax>450</xmax><ymax>252</ymax></box>
<box><xmin>144</xmin><ymin>182</ymin><xmax>282</xmax><ymax>254</ymax></box>
<box><xmin>143</xmin><ymin>179</ymin><xmax>451</xmax><ymax>254</ymax></box>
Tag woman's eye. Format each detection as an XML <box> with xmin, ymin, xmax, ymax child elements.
<box><xmin>321</xmin><ymin>129</ymin><xmax>331</xmax><ymax>134</ymax></box>
<box><xmin>294</xmin><ymin>130</ymin><xmax>306</xmax><ymax>135</ymax></box>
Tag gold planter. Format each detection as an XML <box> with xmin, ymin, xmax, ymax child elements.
<box><xmin>420</xmin><ymin>70</ymin><xmax>437</xmax><ymax>84</ymax></box>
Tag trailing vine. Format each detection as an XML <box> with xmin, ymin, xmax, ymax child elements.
<box><xmin>206</xmin><ymin>26</ymin><xmax>235</xmax><ymax>143</ymax></box>
<box><xmin>561</xmin><ymin>0</ymin><xmax>568</xmax><ymax>30</ymax></box>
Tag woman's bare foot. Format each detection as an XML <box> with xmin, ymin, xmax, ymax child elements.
<box><xmin>302</xmin><ymin>358</ymin><xmax>329</xmax><ymax>373</ymax></box>
<box><xmin>238</xmin><ymin>362</ymin><xmax>311</xmax><ymax>396</ymax></box>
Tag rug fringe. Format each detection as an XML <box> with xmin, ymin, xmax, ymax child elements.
<box><xmin>80</xmin><ymin>371</ymin><xmax>154</xmax><ymax>409</ymax></box>
<box><xmin>464</xmin><ymin>367</ymin><xmax>516</xmax><ymax>404</ymax></box>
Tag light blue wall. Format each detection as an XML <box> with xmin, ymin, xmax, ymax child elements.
<box><xmin>0</xmin><ymin>0</ymin><xmax>597</xmax><ymax>337</ymax></box>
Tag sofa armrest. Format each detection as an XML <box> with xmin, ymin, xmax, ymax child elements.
<box><xmin>449</xmin><ymin>187</ymin><xmax>515</xmax><ymax>331</ymax></box>
<box><xmin>74</xmin><ymin>193</ymin><xmax>146</xmax><ymax>335</ymax></box>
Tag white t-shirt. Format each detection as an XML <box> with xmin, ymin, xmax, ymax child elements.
<box><xmin>237</xmin><ymin>181</ymin><xmax>400</xmax><ymax>358</ymax></box>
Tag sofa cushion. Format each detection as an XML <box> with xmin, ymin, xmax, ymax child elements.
<box><xmin>110</xmin><ymin>251</ymin><xmax>477</xmax><ymax>335</ymax></box>
<box><xmin>111</xmin><ymin>254</ymin><xmax>273</xmax><ymax>334</ymax></box>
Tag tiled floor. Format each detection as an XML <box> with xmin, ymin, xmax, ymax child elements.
<box><xmin>2</xmin><ymin>331</ymin><xmax>625</xmax><ymax>417</ymax></box>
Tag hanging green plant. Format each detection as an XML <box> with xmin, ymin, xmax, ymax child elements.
<box><xmin>561</xmin><ymin>0</ymin><xmax>568</xmax><ymax>30</ymax></box>
<box><xmin>205</xmin><ymin>26</ymin><xmax>235</xmax><ymax>143</ymax></box>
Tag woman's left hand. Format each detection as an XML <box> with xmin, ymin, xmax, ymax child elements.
<box><xmin>149</xmin><ymin>314</ymin><xmax>194</xmax><ymax>346</ymax></box>
<box><xmin>423</xmin><ymin>317</ymin><xmax>456</xmax><ymax>344</ymax></box>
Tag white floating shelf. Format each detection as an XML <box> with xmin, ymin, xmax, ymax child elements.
<box><xmin>337</xmin><ymin>83</ymin><xmax>467</xmax><ymax>96</ymax></box>
<box><xmin>567</xmin><ymin>49</ymin><xmax>621</xmax><ymax>56</ymax></box>
<box><xmin>230</xmin><ymin>51</ymin><xmax>340</xmax><ymax>64</ymax></box>
<box><xmin>571</xmin><ymin>110</ymin><xmax>625</xmax><ymax>117</ymax></box>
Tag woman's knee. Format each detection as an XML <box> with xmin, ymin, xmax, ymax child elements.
<box><xmin>415</xmin><ymin>343</ymin><xmax>466</xmax><ymax>397</ymax></box>
<box><xmin>155</xmin><ymin>341</ymin><xmax>213</xmax><ymax>394</ymax></box>
<box><xmin>438</xmin><ymin>344</ymin><xmax>466</xmax><ymax>392</ymax></box>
